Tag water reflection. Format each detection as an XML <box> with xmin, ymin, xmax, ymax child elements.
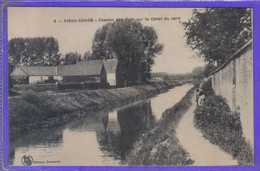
<box><xmin>97</xmin><ymin>101</ymin><xmax>155</xmax><ymax>161</ymax></box>
<box><xmin>10</xmin><ymin>101</ymin><xmax>155</xmax><ymax>166</ymax></box>
<box><xmin>10</xmin><ymin>84</ymin><xmax>193</xmax><ymax>166</ymax></box>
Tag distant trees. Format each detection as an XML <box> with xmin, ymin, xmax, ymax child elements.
<box><xmin>8</xmin><ymin>37</ymin><xmax>61</xmax><ymax>66</ymax></box>
<box><xmin>183</xmin><ymin>8</ymin><xmax>252</xmax><ymax>66</ymax></box>
<box><xmin>204</xmin><ymin>62</ymin><xmax>217</xmax><ymax>77</ymax></box>
<box><xmin>152</xmin><ymin>71</ymin><xmax>203</xmax><ymax>81</ymax></box>
<box><xmin>192</xmin><ymin>66</ymin><xmax>205</xmax><ymax>79</ymax></box>
<box><xmin>83</xmin><ymin>51</ymin><xmax>91</xmax><ymax>61</ymax></box>
<box><xmin>91</xmin><ymin>20</ymin><xmax>164</xmax><ymax>85</ymax></box>
<box><xmin>64</xmin><ymin>52</ymin><xmax>81</xmax><ymax>65</ymax></box>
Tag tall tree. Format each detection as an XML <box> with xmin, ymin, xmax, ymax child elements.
<box><xmin>64</xmin><ymin>52</ymin><xmax>81</xmax><ymax>65</ymax></box>
<box><xmin>91</xmin><ymin>23</ymin><xmax>115</xmax><ymax>60</ymax></box>
<box><xmin>8</xmin><ymin>37</ymin><xmax>61</xmax><ymax>66</ymax></box>
<box><xmin>139</xmin><ymin>26</ymin><xmax>164</xmax><ymax>82</ymax></box>
<box><xmin>183</xmin><ymin>8</ymin><xmax>252</xmax><ymax>65</ymax></box>
<box><xmin>91</xmin><ymin>20</ymin><xmax>163</xmax><ymax>85</ymax></box>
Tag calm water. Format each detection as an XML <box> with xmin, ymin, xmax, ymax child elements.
<box><xmin>10</xmin><ymin>84</ymin><xmax>193</xmax><ymax>166</ymax></box>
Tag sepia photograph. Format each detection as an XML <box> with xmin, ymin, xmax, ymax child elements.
<box><xmin>7</xmin><ymin>7</ymin><xmax>254</xmax><ymax>167</ymax></box>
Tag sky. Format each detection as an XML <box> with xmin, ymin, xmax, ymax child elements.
<box><xmin>8</xmin><ymin>7</ymin><xmax>205</xmax><ymax>74</ymax></box>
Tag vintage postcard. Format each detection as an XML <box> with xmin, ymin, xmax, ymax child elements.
<box><xmin>1</xmin><ymin>1</ymin><xmax>259</xmax><ymax>170</ymax></box>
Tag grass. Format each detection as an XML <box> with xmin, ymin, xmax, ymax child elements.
<box><xmin>12</xmin><ymin>83</ymin><xmax>58</xmax><ymax>93</ymax></box>
<box><xmin>9</xmin><ymin>81</ymin><xmax>182</xmax><ymax>139</ymax></box>
<box><xmin>124</xmin><ymin>85</ymin><xmax>197</xmax><ymax>165</ymax></box>
<box><xmin>194</xmin><ymin>80</ymin><xmax>254</xmax><ymax>165</ymax></box>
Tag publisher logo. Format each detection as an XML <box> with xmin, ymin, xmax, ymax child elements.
<box><xmin>21</xmin><ymin>155</ymin><xmax>33</xmax><ymax>166</ymax></box>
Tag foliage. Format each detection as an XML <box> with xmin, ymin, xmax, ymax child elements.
<box><xmin>91</xmin><ymin>23</ymin><xmax>115</xmax><ymax>60</ymax></box>
<box><xmin>64</xmin><ymin>52</ymin><xmax>81</xmax><ymax>65</ymax></box>
<box><xmin>152</xmin><ymin>71</ymin><xmax>202</xmax><ymax>81</ymax></box>
<box><xmin>91</xmin><ymin>20</ymin><xmax>164</xmax><ymax>85</ymax></box>
<box><xmin>201</xmin><ymin>78</ymin><xmax>214</xmax><ymax>96</ymax></box>
<box><xmin>194</xmin><ymin>81</ymin><xmax>254</xmax><ymax>165</ymax></box>
<box><xmin>8</xmin><ymin>37</ymin><xmax>61</xmax><ymax>66</ymax></box>
<box><xmin>83</xmin><ymin>51</ymin><xmax>91</xmax><ymax>61</ymax></box>
<box><xmin>44</xmin><ymin>76</ymin><xmax>57</xmax><ymax>83</ymax></box>
<box><xmin>192</xmin><ymin>66</ymin><xmax>204</xmax><ymax>79</ymax></box>
<box><xmin>11</xmin><ymin>76</ymin><xmax>29</xmax><ymax>85</ymax></box>
<box><xmin>204</xmin><ymin>62</ymin><xmax>217</xmax><ymax>77</ymax></box>
<box><xmin>183</xmin><ymin>8</ymin><xmax>252</xmax><ymax>65</ymax></box>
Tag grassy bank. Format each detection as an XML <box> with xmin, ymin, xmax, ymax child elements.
<box><xmin>124</xmin><ymin>85</ymin><xmax>197</xmax><ymax>165</ymax></box>
<box><xmin>12</xmin><ymin>83</ymin><xmax>58</xmax><ymax>93</ymax></box>
<box><xmin>194</xmin><ymin>80</ymin><xmax>254</xmax><ymax>165</ymax></box>
<box><xmin>9</xmin><ymin>81</ymin><xmax>183</xmax><ymax>139</ymax></box>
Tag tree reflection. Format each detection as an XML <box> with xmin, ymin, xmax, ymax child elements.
<box><xmin>97</xmin><ymin>100</ymin><xmax>155</xmax><ymax>161</ymax></box>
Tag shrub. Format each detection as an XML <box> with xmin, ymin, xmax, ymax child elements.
<box><xmin>201</xmin><ymin>78</ymin><xmax>214</xmax><ymax>96</ymax></box>
<box><xmin>44</xmin><ymin>76</ymin><xmax>57</xmax><ymax>83</ymax></box>
<box><xmin>12</xmin><ymin>75</ymin><xmax>29</xmax><ymax>84</ymax></box>
<box><xmin>195</xmin><ymin>95</ymin><xmax>242</xmax><ymax>134</ymax></box>
<box><xmin>194</xmin><ymin>93</ymin><xmax>254</xmax><ymax>165</ymax></box>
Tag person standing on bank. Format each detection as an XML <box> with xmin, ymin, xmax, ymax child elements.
<box><xmin>196</xmin><ymin>89</ymin><xmax>200</xmax><ymax>106</ymax></box>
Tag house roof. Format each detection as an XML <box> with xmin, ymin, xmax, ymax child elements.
<box><xmin>60</xmin><ymin>60</ymin><xmax>104</xmax><ymax>76</ymax></box>
<box><xmin>104</xmin><ymin>59</ymin><xmax>118</xmax><ymax>73</ymax></box>
<box><xmin>11</xmin><ymin>59</ymin><xmax>118</xmax><ymax>77</ymax></box>
<box><xmin>11</xmin><ymin>66</ymin><xmax>57</xmax><ymax>76</ymax></box>
<box><xmin>10</xmin><ymin>67</ymin><xmax>28</xmax><ymax>76</ymax></box>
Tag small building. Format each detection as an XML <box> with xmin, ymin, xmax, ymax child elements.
<box><xmin>104</xmin><ymin>59</ymin><xmax>119</xmax><ymax>86</ymax></box>
<box><xmin>60</xmin><ymin>60</ymin><xmax>107</xmax><ymax>88</ymax></box>
<box><xmin>11</xmin><ymin>59</ymin><xmax>120</xmax><ymax>88</ymax></box>
<box><xmin>11</xmin><ymin>66</ymin><xmax>62</xmax><ymax>84</ymax></box>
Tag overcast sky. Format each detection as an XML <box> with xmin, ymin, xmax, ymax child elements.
<box><xmin>8</xmin><ymin>7</ymin><xmax>205</xmax><ymax>74</ymax></box>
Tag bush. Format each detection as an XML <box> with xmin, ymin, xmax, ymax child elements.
<box><xmin>12</xmin><ymin>75</ymin><xmax>29</xmax><ymax>84</ymax></box>
<box><xmin>44</xmin><ymin>76</ymin><xmax>57</xmax><ymax>83</ymax></box>
<box><xmin>201</xmin><ymin>78</ymin><xmax>214</xmax><ymax>96</ymax></box>
<box><xmin>195</xmin><ymin>95</ymin><xmax>242</xmax><ymax>134</ymax></box>
<box><xmin>194</xmin><ymin>93</ymin><xmax>254</xmax><ymax>165</ymax></box>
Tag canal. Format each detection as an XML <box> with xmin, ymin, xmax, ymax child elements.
<box><xmin>10</xmin><ymin>84</ymin><xmax>193</xmax><ymax>166</ymax></box>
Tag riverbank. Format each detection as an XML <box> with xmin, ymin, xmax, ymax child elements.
<box><xmin>9</xmin><ymin>81</ymin><xmax>183</xmax><ymax>139</ymax></box>
<box><xmin>125</xmin><ymin>85</ymin><xmax>197</xmax><ymax>165</ymax></box>
<box><xmin>177</xmin><ymin>93</ymin><xmax>237</xmax><ymax>165</ymax></box>
<box><xmin>194</xmin><ymin>80</ymin><xmax>254</xmax><ymax>165</ymax></box>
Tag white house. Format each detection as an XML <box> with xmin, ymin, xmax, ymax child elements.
<box><xmin>103</xmin><ymin>59</ymin><xmax>118</xmax><ymax>86</ymax></box>
<box><xmin>11</xmin><ymin>66</ymin><xmax>62</xmax><ymax>84</ymax></box>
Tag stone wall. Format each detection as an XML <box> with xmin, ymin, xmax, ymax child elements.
<box><xmin>211</xmin><ymin>40</ymin><xmax>253</xmax><ymax>146</ymax></box>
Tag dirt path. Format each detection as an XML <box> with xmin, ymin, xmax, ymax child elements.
<box><xmin>176</xmin><ymin>93</ymin><xmax>238</xmax><ymax>166</ymax></box>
